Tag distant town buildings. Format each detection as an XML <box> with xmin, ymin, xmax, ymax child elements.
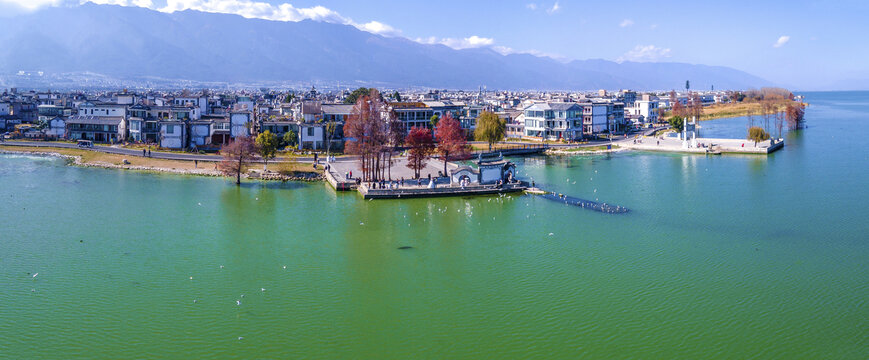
<box><xmin>0</xmin><ymin>86</ymin><xmax>731</xmax><ymax>148</ymax></box>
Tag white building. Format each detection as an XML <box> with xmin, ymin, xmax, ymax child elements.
<box><xmin>230</xmin><ymin>111</ymin><xmax>252</xmax><ymax>138</ymax></box>
<box><xmin>174</xmin><ymin>95</ymin><xmax>208</xmax><ymax>116</ymax></box>
<box><xmin>298</xmin><ymin>123</ymin><xmax>324</xmax><ymax>150</ymax></box>
<box><xmin>627</xmin><ymin>95</ymin><xmax>659</xmax><ymax>125</ymax></box>
<box><xmin>523</xmin><ymin>102</ymin><xmax>583</xmax><ymax>140</ymax></box>
<box><xmin>189</xmin><ymin>121</ymin><xmax>211</xmax><ymax>147</ymax></box>
<box><xmin>46</xmin><ymin>116</ymin><xmax>66</xmax><ymax>138</ymax></box>
<box><xmin>159</xmin><ymin>121</ymin><xmax>186</xmax><ymax>149</ymax></box>
<box><xmin>78</xmin><ymin>102</ymin><xmax>126</xmax><ymax>118</ymax></box>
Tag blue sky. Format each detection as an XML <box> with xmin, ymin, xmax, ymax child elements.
<box><xmin>2</xmin><ymin>0</ymin><xmax>867</xmax><ymax>90</ymax></box>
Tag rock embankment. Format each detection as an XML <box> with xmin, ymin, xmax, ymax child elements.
<box><xmin>256</xmin><ymin>171</ymin><xmax>323</xmax><ymax>182</ymax></box>
<box><xmin>545</xmin><ymin>147</ymin><xmax>627</xmax><ymax>156</ymax></box>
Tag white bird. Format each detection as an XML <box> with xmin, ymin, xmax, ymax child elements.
<box><xmin>240</xmin><ymin>294</ymin><xmax>245</xmax><ymax>298</ymax></box>
<box><xmin>359</xmin><ymin>222</ymin><xmax>364</xmax><ymax>226</ymax></box>
<box><xmin>238</xmin><ymin>337</ymin><xmax>244</xmax><ymax>340</ymax></box>
<box><xmin>193</xmin><ymin>299</ymin><xmax>198</xmax><ymax>303</ymax></box>
<box><xmin>219</xmin><ymin>265</ymin><xmax>224</xmax><ymax>269</ymax></box>
<box><xmin>255</xmin><ymin>197</ymin><xmax>259</xmax><ymax>200</ymax></box>
<box><xmin>189</xmin><ymin>276</ymin><xmax>193</xmax><ymax>280</ymax></box>
<box><xmin>282</xmin><ymin>265</ymin><xmax>287</xmax><ymax>269</ymax></box>
<box><xmin>32</xmin><ymin>273</ymin><xmax>38</xmax><ymax>278</ymax></box>
<box><xmin>261</xmin><ymin>288</ymin><xmax>266</xmax><ymax>292</ymax></box>
<box><xmin>236</xmin><ymin>300</ymin><xmax>241</xmax><ymax>305</ymax></box>
<box><xmin>197</xmin><ymin>202</ymin><xmax>202</xmax><ymax>206</ymax></box>
<box><xmin>548</xmin><ymin>233</ymin><xmax>554</xmax><ymax>236</ymax></box>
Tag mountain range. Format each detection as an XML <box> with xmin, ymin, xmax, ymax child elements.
<box><xmin>0</xmin><ymin>3</ymin><xmax>770</xmax><ymax>90</ymax></box>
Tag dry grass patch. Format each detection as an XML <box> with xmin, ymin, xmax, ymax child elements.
<box><xmin>0</xmin><ymin>145</ymin><xmax>216</xmax><ymax>170</ymax></box>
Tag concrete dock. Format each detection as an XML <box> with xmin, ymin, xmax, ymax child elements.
<box><xmin>359</xmin><ymin>182</ymin><xmax>525</xmax><ymax>199</ymax></box>
<box><xmin>623</xmin><ymin>136</ymin><xmax>783</xmax><ymax>155</ymax></box>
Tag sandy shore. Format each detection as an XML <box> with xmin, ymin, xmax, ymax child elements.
<box><xmin>0</xmin><ymin>148</ymin><xmax>323</xmax><ymax>182</ymax></box>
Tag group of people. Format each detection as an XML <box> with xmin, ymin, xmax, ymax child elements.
<box><xmin>367</xmin><ymin>175</ymin><xmax>436</xmax><ymax>190</ymax></box>
<box><xmin>141</xmin><ymin>147</ymin><xmax>151</xmax><ymax>157</ymax></box>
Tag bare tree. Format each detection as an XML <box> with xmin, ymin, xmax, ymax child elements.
<box><xmin>218</xmin><ymin>136</ymin><xmax>260</xmax><ymax>185</ymax></box>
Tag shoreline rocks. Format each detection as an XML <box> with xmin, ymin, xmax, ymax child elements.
<box><xmin>545</xmin><ymin>147</ymin><xmax>627</xmax><ymax>156</ymax></box>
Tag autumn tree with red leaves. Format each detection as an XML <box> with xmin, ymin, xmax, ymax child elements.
<box><xmin>434</xmin><ymin>112</ymin><xmax>468</xmax><ymax>177</ymax></box>
<box><xmin>405</xmin><ymin>126</ymin><xmax>434</xmax><ymax>179</ymax></box>
<box><xmin>218</xmin><ymin>136</ymin><xmax>260</xmax><ymax>185</ymax></box>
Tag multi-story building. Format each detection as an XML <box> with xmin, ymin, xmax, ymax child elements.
<box><xmin>523</xmin><ymin>102</ymin><xmax>582</xmax><ymax>140</ymax></box>
<box><xmin>627</xmin><ymin>94</ymin><xmax>659</xmax><ymax>126</ymax></box>
<box><xmin>391</xmin><ymin>102</ymin><xmax>434</xmax><ymax>132</ymax></box>
<box><xmin>65</xmin><ymin>115</ymin><xmax>125</xmax><ymax>143</ymax></box>
<box><xmin>578</xmin><ymin>101</ymin><xmax>609</xmax><ymax>136</ymax></box>
<box><xmin>78</xmin><ymin>101</ymin><xmax>126</xmax><ymax>118</ymax></box>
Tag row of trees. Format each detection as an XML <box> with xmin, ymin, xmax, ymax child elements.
<box><xmin>343</xmin><ymin>89</ymin><xmax>403</xmax><ymax>182</ymax></box>
<box><xmin>344</xmin><ymin>89</ymin><xmax>508</xmax><ymax>182</ymax></box>
<box><xmin>220</xmin><ymin>88</ymin><xmax>510</xmax><ymax>185</ymax></box>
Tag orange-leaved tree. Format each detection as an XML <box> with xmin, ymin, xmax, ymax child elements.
<box><xmin>405</xmin><ymin>126</ymin><xmax>434</xmax><ymax>179</ymax></box>
<box><xmin>434</xmin><ymin>112</ymin><xmax>468</xmax><ymax>177</ymax></box>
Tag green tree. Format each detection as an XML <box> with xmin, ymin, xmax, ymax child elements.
<box><xmin>344</xmin><ymin>87</ymin><xmax>370</xmax><ymax>104</ymax></box>
<box><xmin>474</xmin><ymin>111</ymin><xmax>506</xmax><ymax>151</ymax></box>
<box><xmin>429</xmin><ymin>114</ymin><xmax>439</xmax><ymax>128</ymax></box>
<box><xmin>668</xmin><ymin>116</ymin><xmax>684</xmax><ymax>132</ymax></box>
<box><xmin>256</xmin><ymin>130</ymin><xmax>280</xmax><ymax>170</ymax></box>
<box><xmin>747</xmin><ymin>126</ymin><xmax>770</xmax><ymax>146</ymax></box>
<box><xmin>393</xmin><ymin>91</ymin><xmax>402</xmax><ymax>102</ymax></box>
<box><xmin>322</xmin><ymin>121</ymin><xmax>338</xmax><ymax>158</ymax></box>
<box><xmin>282</xmin><ymin>130</ymin><xmax>297</xmax><ymax>148</ymax></box>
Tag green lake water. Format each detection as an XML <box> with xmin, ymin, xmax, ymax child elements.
<box><xmin>1</xmin><ymin>91</ymin><xmax>867</xmax><ymax>358</ymax></box>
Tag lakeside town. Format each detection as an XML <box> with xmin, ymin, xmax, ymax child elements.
<box><xmin>0</xmin><ymin>85</ymin><xmax>806</xmax><ymax>201</ymax></box>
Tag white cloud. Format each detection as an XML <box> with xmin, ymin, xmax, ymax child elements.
<box><xmin>417</xmin><ymin>35</ymin><xmax>494</xmax><ymax>50</ymax></box>
<box><xmin>617</xmin><ymin>45</ymin><xmax>671</xmax><ymax>63</ymax></box>
<box><xmin>546</xmin><ymin>1</ymin><xmax>560</xmax><ymax>14</ymax></box>
<box><xmin>4</xmin><ymin>0</ymin><xmax>552</xmax><ymax>58</ymax></box>
<box><xmin>157</xmin><ymin>0</ymin><xmax>347</xmax><ymax>23</ymax></box>
<box><xmin>75</xmin><ymin>0</ymin><xmax>399</xmax><ymax>36</ymax></box>
<box><xmin>359</xmin><ymin>21</ymin><xmax>401</xmax><ymax>36</ymax></box>
<box><xmin>0</xmin><ymin>0</ymin><xmax>66</xmax><ymax>11</ymax></box>
<box><xmin>773</xmin><ymin>35</ymin><xmax>790</xmax><ymax>48</ymax></box>
<box><xmin>493</xmin><ymin>46</ymin><xmax>569</xmax><ymax>62</ymax></box>
<box><xmin>88</xmin><ymin>0</ymin><xmax>153</xmax><ymax>6</ymax></box>
<box><xmin>650</xmin><ymin>24</ymin><xmax>658</xmax><ymax>30</ymax></box>
<box><xmin>619</xmin><ymin>19</ymin><xmax>634</xmax><ymax>28</ymax></box>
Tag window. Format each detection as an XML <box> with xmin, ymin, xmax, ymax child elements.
<box><xmin>166</xmin><ymin>125</ymin><xmax>175</xmax><ymax>134</ymax></box>
<box><xmin>307</xmin><ymin>127</ymin><xmax>314</xmax><ymax>136</ymax></box>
